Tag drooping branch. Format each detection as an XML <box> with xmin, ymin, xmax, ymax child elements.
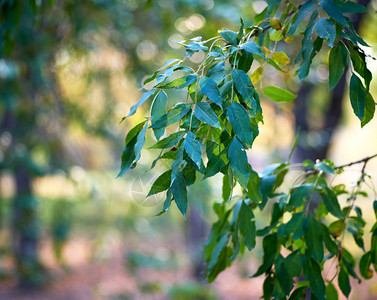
<box><xmin>335</xmin><ymin>153</ymin><xmax>377</xmax><ymax>170</ymax></box>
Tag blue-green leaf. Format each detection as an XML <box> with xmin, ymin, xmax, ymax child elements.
<box><xmin>150</xmin><ymin>131</ymin><xmax>185</xmax><ymax>149</ymax></box>
<box><xmin>151</xmin><ymin>103</ymin><xmax>191</xmax><ymax>129</ymax></box>
<box><xmin>204</xmin><ymin>153</ymin><xmax>226</xmax><ymax>179</ymax></box>
<box><xmin>336</xmin><ymin>1</ymin><xmax>368</xmax><ymax>13</ymax></box>
<box><xmin>231</xmin><ymin>70</ymin><xmax>257</xmax><ymax>112</ymax></box>
<box><xmin>151</xmin><ymin>91</ymin><xmax>168</xmax><ymax>140</ymax></box>
<box><xmin>319</xmin><ymin>0</ymin><xmax>348</xmax><ymax>26</ymax></box>
<box><xmin>227</xmin><ymin>101</ymin><xmax>254</xmax><ymax>148</ymax></box>
<box><xmin>350</xmin><ymin>74</ymin><xmax>367</xmax><ymax>121</ymax></box>
<box><xmin>240</xmin><ymin>42</ymin><xmax>267</xmax><ymax>60</ymax></box>
<box><xmin>122</xmin><ymin>89</ymin><xmax>156</xmax><ymax>120</ymax></box>
<box><xmin>228</xmin><ymin>138</ymin><xmax>250</xmax><ymax>189</ymax></box>
<box><xmin>184</xmin><ymin>131</ymin><xmax>202</xmax><ymax>168</ymax></box>
<box><xmin>199</xmin><ymin>76</ymin><xmax>223</xmax><ymax>109</ymax></box>
<box><xmin>315</xmin><ymin>18</ymin><xmax>336</xmax><ymax>48</ymax></box>
<box><xmin>194</xmin><ymin>102</ymin><xmax>221</xmax><ymax>129</ymax></box>
<box><xmin>287</xmin><ymin>0</ymin><xmax>316</xmax><ymax>36</ymax></box>
<box><xmin>171</xmin><ymin>171</ymin><xmax>188</xmax><ymax>217</ymax></box>
<box><xmin>133</xmin><ymin>120</ymin><xmax>149</xmax><ymax>164</ymax></box>
<box><xmin>219</xmin><ymin>29</ymin><xmax>238</xmax><ymax>46</ymax></box>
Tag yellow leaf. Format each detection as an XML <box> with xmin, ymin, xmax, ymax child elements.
<box><xmin>272</xmin><ymin>52</ymin><xmax>290</xmax><ymax>65</ymax></box>
<box><xmin>250</xmin><ymin>66</ymin><xmax>263</xmax><ymax>84</ymax></box>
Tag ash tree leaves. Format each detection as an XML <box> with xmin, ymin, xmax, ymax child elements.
<box><xmin>194</xmin><ymin>102</ymin><xmax>221</xmax><ymax>129</ymax></box>
<box><xmin>199</xmin><ymin>77</ymin><xmax>223</xmax><ymax>109</ymax></box>
<box><xmin>116</xmin><ymin>2</ymin><xmax>376</xmax><ymax>299</ymax></box>
<box><xmin>226</xmin><ymin>101</ymin><xmax>254</xmax><ymax>148</ymax></box>
<box><xmin>329</xmin><ymin>42</ymin><xmax>348</xmax><ymax>90</ymax></box>
<box><xmin>315</xmin><ymin>18</ymin><xmax>336</xmax><ymax>48</ymax></box>
<box><xmin>228</xmin><ymin>138</ymin><xmax>250</xmax><ymax>189</ymax></box>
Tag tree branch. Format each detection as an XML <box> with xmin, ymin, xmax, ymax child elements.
<box><xmin>334</xmin><ymin>153</ymin><xmax>377</xmax><ymax>170</ymax></box>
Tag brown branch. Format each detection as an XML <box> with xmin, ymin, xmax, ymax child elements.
<box><xmin>334</xmin><ymin>153</ymin><xmax>377</xmax><ymax>170</ymax></box>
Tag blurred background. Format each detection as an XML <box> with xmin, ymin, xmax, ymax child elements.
<box><xmin>0</xmin><ymin>0</ymin><xmax>377</xmax><ymax>299</ymax></box>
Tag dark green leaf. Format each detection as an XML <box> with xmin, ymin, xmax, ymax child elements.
<box><xmin>228</xmin><ymin>138</ymin><xmax>250</xmax><ymax>189</ymax></box>
<box><xmin>360</xmin><ymin>251</ymin><xmax>373</xmax><ymax>279</ymax></box>
<box><xmin>338</xmin><ymin>266</ymin><xmax>351</xmax><ymax>297</ymax></box>
<box><xmin>150</xmin><ymin>131</ymin><xmax>185</xmax><ymax>149</ymax></box>
<box><xmin>171</xmin><ymin>171</ymin><xmax>188</xmax><ymax>217</ymax></box>
<box><xmin>184</xmin><ymin>131</ymin><xmax>201</xmax><ymax>168</ymax></box>
<box><xmin>222</xmin><ymin>174</ymin><xmax>232</xmax><ymax>202</ymax></box>
<box><xmin>227</xmin><ymin>101</ymin><xmax>254</xmax><ymax>148</ymax></box>
<box><xmin>350</xmin><ymin>74</ymin><xmax>367</xmax><ymax>121</ymax></box>
<box><xmin>246</xmin><ymin>170</ymin><xmax>262</xmax><ymax>203</ymax></box>
<box><xmin>238</xmin><ymin>50</ymin><xmax>254</xmax><ymax>73</ymax></box>
<box><xmin>117</xmin><ymin>121</ymin><xmax>147</xmax><ymax>178</ymax></box>
<box><xmin>361</xmin><ymin>93</ymin><xmax>375</xmax><ymax>127</ymax></box>
<box><xmin>329</xmin><ymin>42</ymin><xmax>348</xmax><ymax>90</ymax></box>
<box><xmin>303</xmin><ymin>257</ymin><xmax>326</xmax><ymax>300</ymax></box>
<box><xmin>319</xmin><ymin>0</ymin><xmax>348</xmax><ymax>26</ymax></box>
<box><xmin>194</xmin><ymin>102</ymin><xmax>221</xmax><ymax>129</ymax></box>
<box><xmin>320</xmin><ymin>187</ymin><xmax>343</xmax><ymax>218</ymax></box>
<box><xmin>240</xmin><ymin>41</ymin><xmax>267</xmax><ymax>60</ymax></box>
<box><xmin>199</xmin><ymin>77</ymin><xmax>223</xmax><ymax>109</ymax></box>
<box><xmin>263</xmin><ymin>86</ymin><xmax>296</xmax><ymax>102</ymax></box>
<box><xmin>204</xmin><ymin>153</ymin><xmax>226</xmax><ymax>179</ymax></box>
<box><xmin>148</xmin><ymin>170</ymin><xmax>172</xmax><ymax>197</ymax></box>
<box><xmin>239</xmin><ymin>201</ymin><xmax>256</xmax><ymax>250</ymax></box>
<box><xmin>252</xmin><ymin>233</ymin><xmax>279</xmax><ymax>277</ymax></box>
<box><xmin>326</xmin><ymin>282</ymin><xmax>338</xmax><ymax>300</ymax></box>
<box><xmin>305</xmin><ymin>214</ymin><xmax>324</xmax><ymax>262</ymax></box>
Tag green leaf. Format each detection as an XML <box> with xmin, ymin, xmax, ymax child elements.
<box><xmin>231</xmin><ymin>69</ymin><xmax>257</xmax><ymax>112</ymax></box>
<box><xmin>320</xmin><ymin>187</ymin><xmax>344</xmax><ymax>219</ymax></box>
<box><xmin>315</xmin><ymin>18</ymin><xmax>336</xmax><ymax>48</ymax></box>
<box><xmin>319</xmin><ymin>0</ymin><xmax>348</xmax><ymax>27</ymax></box>
<box><xmin>252</xmin><ymin>233</ymin><xmax>279</xmax><ymax>277</ymax></box>
<box><xmin>338</xmin><ymin>266</ymin><xmax>351</xmax><ymax>298</ymax></box>
<box><xmin>151</xmin><ymin>91</ymin><xmax>167</xmax><ymax>140</ymax></box>
<box><xmin>263</xmin><ymin>86</ymin><xmax>296</xmax><ymax>102</ymax></box>
<box><xmin>207</xmin><ymin>233</ymin><xmax>229</xmax><ymax>276</ymax></box>
<box><xmin>287</xmin><ymin>0</ymin><xmax>316</xmax><ymax>36</ymax></box>
<box><xmin>349</xmin><ymin>46</ymin><xmax>372</xmax><ymax>90</ymax></box>
<box><xmin>194</xmin><ymin>102</ymin><xmax>221</xmax><ymax>129</ymax></box>
<box><xmin>171</xmin><ymin>171</ymin><xmax>188</xmax><ymax>217</ymax></box>
<box><xmin>315</xmin><ymin>161</ymin><xmax>335</xmax><ymax>174</ymax></box>
<box><xmin>246</xmin><ymin>170</ymin><xmax>262</xmax><ymax>203</ymax></box>
<box><xmin>228</xmin><ymin>138</ymin><xmax>250</xmax><ymax>190</ymax></box>
<box><xmin>184</xmin><ymin>131</ymin><xmax>201</xmax><ymax>168</ymax></box>
<box><xmin>199</xmin><ymin>77</ymin><xmax>223</xmax><ymax>109</ymax></box>
<box><xmin>226</xmin><ymin>101</ymin><xmax>254</xmax><ymax>148</ymax></box>
<box><xmin>361</xmin><ymin>93</ymin><xmax>375</xmax><ymax>127</ymax></box>
<box><xmin>286</xmin><ymin>212</ymin><xmax>305</xmax><ymax>240</ymax></box>
<box><xmin>239</xmin><ymin>201</ymin><xmax>256</xmax><ymax>250</ymax></box>
<box><xmin>148</xmin><ymin>170</ymin><xmax>172</xmax><ymax>197</ymax></box>
<box><xmin>329</xmin><ymin>42</ymin><xmax>348</xmax><ymax>90</ymax></box>
<box><xmin>360</xmin><ymin>251</ymin><xmax>373</xmax><ymax>279</ymax></box>
<box><xmin>133</xmin><ymin>120</ymin><xmax>149</xmax><ymax>164</ymax></box>
<box><xmin>272</xmin><ymin>52</ymin><xmax>290</xmax><ymax>65</ymax></box>
<box><xmin>151</xmin><ymin>103</ymin><xmax>190</xmax><ymax>129</ymax></box>
<box><xmin>238</xmin><ymin>50</ymin><xmax>254</xmax><ymax>73</ymax></box>
<box><xmin>117</xmin><ymin>121</ymin><xmax>147</xmax><ymax>178</ymax></box>
<box><xmin>150</xmin><ymin>131</ymin><xmax>185</xmax><ymax>149</ymax></box>
<box><xmin>326</xmin><ymin>282</ymin><xmax>338</xmax><ymax>300</ymax></box>
<box><xmin>219</xmin><ymin>29</ymin><xmax>238</xmax><ymax>45</ymax></box>
<box><xmin>123</xmin><ymin>89</ymin><xmax>156</xmax><ymax>120</ymax></box>
<box><xmin>336</xmin><ymin>1</ymin><xmax>368</xmax><ymax>13</ymax></box>
<box><xmin>303</xmin><ymin>257</ymin><xmax>326</xmax><ymax>300</ymax></box>
<box><xmin>222</xmin><ymin>174</ymin><xmax>232</xmax><ymax>202</ymax></box>
<box><xmin>305</xmin><ymin>214</ymin><xmax>324</xmax><ymax>262</ymax></box>
<box><xmin>350</xmin><ymin>74</ymin><xmax>367</xmax><ymax>121</ymax></box>
<box><xmin>240</xmin><ymin>41</ymin><xmax>267</xmax><ymax>60</ymax></box>
<box><xmin>204</xmin><ymin>153</ymin><xmax>226</xmax><ymax>179</ymax></box>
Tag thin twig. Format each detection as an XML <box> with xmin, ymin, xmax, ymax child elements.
<box><xmin>334</xmin><ymin>153</ymin><xmax>377</xmax><ymax>170</ymax></box>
